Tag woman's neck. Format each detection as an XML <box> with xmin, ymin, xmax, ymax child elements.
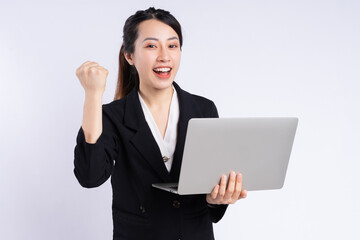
<box><xmin>138</xmin><ymin>82</ymin><xmax>174</xmax><ymax>110</ymax></box>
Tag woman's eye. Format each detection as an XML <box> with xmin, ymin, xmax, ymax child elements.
<box><xmin>169</xmin><ymin>44</ymin><xmax>178</xmax><ymax>48</ymax></box>
<box><xmin>146</xmin><ymin>44</ymin><xmax>156</xmax><ymax>48</ymax></box>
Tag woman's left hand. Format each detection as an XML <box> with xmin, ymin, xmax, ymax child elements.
<box><xmin>206</xmin><ymin>171</ymin><xmax>247</xmax><ymax>205</ymax></box>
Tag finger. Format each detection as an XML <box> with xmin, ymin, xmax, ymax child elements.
<box><xmin>210</xmin><ymin>184</ymin><xmax>219</xmax><ymax>200</ymax></box>
<box><xmin>79</xmin><ymin>60</ymin><xmax>91</xmax><ymax>67</ymax></box>
<box><xmin>232</xmin><ymin>173</ymin><xmax>243</xmax><ymax>201</ymax></box>
<box><xmin>83</xmin><ymin>63</ymin><xmax>100</xmax><ymax>72</ymax></box>
<box><xmin>76</xmin><ymin>62</ymin><xmax>90</xmax><ymax>75</ymax></box>
<box><xmin>76</xmin><ymin>61</ymin><xmax>98</xmax><ymax>75</ymax></box>
<box><xmin>84</xmin><ymin>61</ymin><xmax>98</xmax><ymax>66</ymax></box>
<box><xmin>99</xmin><ymin>66</ymin><xmax>109</xmax><ymax>74</ymax></box>
<box><xmin>80</xmin><ymin>61</ymin><xmax>96</xmax><ymax>69</ymax></box>
<box><xmin>87</xmin><ymin>64</ymin><xmax>101</xmax><ymax>72</ymax></box>
<box><xmin>238</xmin><ymin>189</ymin><xmax>247</xmax><ymax>199</ymax></box>
<box><xmin>218</xmin><ymin>175</ymin><xmax>227</xmax><ymax>200</ymax></box>
<box><xmin>224</xmin><ymin>171</ymin><xmax>236</xmax><ymax>201</ymax></box>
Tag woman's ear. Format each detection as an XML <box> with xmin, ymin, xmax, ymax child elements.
<box><xmin>124</xmin><ymin>52</ymin><xmax>134</xmax><ymax>66</ymax></box>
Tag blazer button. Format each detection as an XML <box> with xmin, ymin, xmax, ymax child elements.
<box><xmin>173</xmin><ymin>200</ymin><xmax>180</xmax><ymax>208</ymax></box>
<box><xmin>140</xmin><ymin>205</ymin><xmax>146</xmax><ymax>213</ymax></box>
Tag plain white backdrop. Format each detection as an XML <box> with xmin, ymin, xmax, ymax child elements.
<box><xmin>0</xmin><ymin>0</ymin><xmax>359</xmax><ymax>239</ymax></box>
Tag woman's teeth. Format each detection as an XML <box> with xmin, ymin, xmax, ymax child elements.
<box><xmin>153</xmin><ymin>67</ymin><xmax>171</xmax><ymax>78</ymax></box>
<box><xmin>153</xmin><ymin>67</ymin><xmax>171</xmax><ymax>73</ymax></box>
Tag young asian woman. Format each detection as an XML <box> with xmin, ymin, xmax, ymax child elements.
<box><xmin>74</xmin><ymin>7</ymin><xmax>247</xmax><ymax>240</ymax></box>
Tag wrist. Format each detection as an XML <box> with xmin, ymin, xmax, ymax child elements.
<box><xmin>85</xmin><ymin>90</ymin><xmax>104</xmax><ymax>99</ymax></box>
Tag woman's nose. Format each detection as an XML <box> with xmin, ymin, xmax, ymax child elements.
<box><xmin>157</xmin><ymin>47</ymin><xmax>170</xmax><ymax>62</ymax></box>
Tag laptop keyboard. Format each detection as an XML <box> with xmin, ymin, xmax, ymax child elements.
<box><xmin>168</xmin><ymin>185</ymin><xmax>178</xmax><ymax>190</ymax></box>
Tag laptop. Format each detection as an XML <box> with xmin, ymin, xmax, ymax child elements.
<box><xmin>152</xmin><ymin>117</ymin><xmax>298</xmax><ymax>195</ymax></box>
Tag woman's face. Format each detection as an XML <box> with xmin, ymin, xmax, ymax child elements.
<box><xmin>125</xmin><ymin>19</ymin><xmax>181</xmax><ymax>92</ymax></box>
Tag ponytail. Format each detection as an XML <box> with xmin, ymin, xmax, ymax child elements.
<box><xmin>113</xmin><ymin>45</ymin><xmax>139</xmax><ymax>100</ymax></box>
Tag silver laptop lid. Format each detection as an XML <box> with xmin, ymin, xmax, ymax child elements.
<box><xmin>177</xmin><ymin>118</ymin><xmax>298</xmax><ymax>195</ymax></box>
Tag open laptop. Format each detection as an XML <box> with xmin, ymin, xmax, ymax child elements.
<box><xmin>152</xmin><ymin>117</ymin><xmax>298</xmax><ymax>195</ymax></box>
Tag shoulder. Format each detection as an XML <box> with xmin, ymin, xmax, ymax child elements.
<box><xmin>184</xmin><ymin>89</ymin><xmax>216</xmax><ymax>108</ymax></box>
<box><xmin>100</xmin><ymin>96</ymin><xmax>127</xmax><ymax>123</ymax></box>
<box><xmin>174</xmin><ymin>82</ymin><xmax>218</xmax><ymax>118</ymax></box>
<box><xmin>103</xmin><ymin>97</ymin><xmax>125</xmax><ymax>111</ymax></box>
<box><xmin>175</xmin><ymin>81</ymin><xmax>215</xmax><ymax>105</ymax></box>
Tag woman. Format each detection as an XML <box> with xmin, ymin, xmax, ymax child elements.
<box><xmin>74</xmin><ymin>7</ymin><xmax>247</xmax><ymax>240</ymax></box>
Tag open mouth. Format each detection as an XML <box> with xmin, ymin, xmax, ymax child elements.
<box><xmin>153</xmin><ymin>67</ymin><xmax>172</xmax><ymax>78</ymax></box>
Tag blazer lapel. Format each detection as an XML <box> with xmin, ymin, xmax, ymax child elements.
<box><xmin>170</xmin><ymin>81</ymin><xmax>199</xmax><ymax>182</ymax></box>
<box><xmin>124</xmin><ymin>85</ymin><xmax>171</xmax><ymax>182</ymax></box>
<box><xmin>123</xmin><ymin>81</ymin><xmax>199</xmax><ymax>183</ymax></box>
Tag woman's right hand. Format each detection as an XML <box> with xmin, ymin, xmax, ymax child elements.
<box><xmin>76</xmin><ymin>61</ymin><xmax>109</xmax><ymax>95</ymax></box>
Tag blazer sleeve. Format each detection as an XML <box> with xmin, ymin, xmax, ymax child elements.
<box><xmin>207</xmin><ymin>101</ymin><xmax>229</xmax><ymax>223</ymax></box>
<box><xmin>73</xmin><ymin>105</ymin><xmax>119</xmax><ymax>188</ymax></box>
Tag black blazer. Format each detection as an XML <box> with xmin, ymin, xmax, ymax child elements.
<box><xmin>74</xmin><ymin>81</ymin><xmax>228</xmax><ymax>240</ymax></box>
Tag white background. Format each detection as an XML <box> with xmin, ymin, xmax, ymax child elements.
<box><xmin>0</xmin><ymin>0</ymin><xmax>359</xmax><ymax>239</ymax></box>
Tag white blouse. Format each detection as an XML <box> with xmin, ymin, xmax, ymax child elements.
<box><xmin>138</xmin><ymin>85</ymin><xmax>180</xmax><ymax>172</ymax></box>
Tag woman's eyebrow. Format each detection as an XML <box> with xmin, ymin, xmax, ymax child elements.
<box><xmin>142</xmin><ymin>36</ymin><xmax>179</xmax><ymax>42</ymax></box>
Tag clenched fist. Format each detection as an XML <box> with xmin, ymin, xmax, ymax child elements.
<box><xmin>76</xmin><ymin>61</ymin><xmax>109</xmax><ymax>95</ymax></box>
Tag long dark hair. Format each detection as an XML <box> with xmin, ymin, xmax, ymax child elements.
<box><xmin>114</xmin><ymin>7</ymin><xmax>183</xmax><ymax>100</ymax></box>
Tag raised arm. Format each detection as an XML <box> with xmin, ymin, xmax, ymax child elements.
<box><xmin>76</xmin><ymin>61</ymin><xmax>108</xmax><ymax>143</ymax></box>
<box><xmin>74</xmin><ymin>61</ymin><xmax>118</xmax><ymax>188</ymax></box>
